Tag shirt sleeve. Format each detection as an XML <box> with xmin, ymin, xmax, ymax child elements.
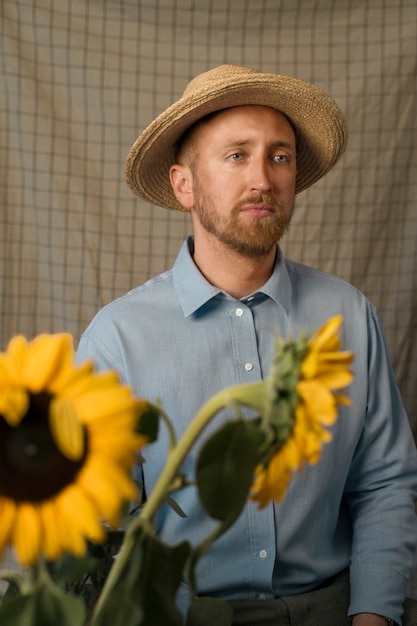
<box><xmin>346</xmin><ymin>305</ymin><xmax>417</xmax><ymax>624</ymax></box>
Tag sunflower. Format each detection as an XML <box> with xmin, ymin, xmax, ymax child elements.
<box><xmin>251</xmin><ymin>315</ymin><xmax>354</xmax><ymax>508</ymax></box>
<box><xmin>0</xmin><ymin>333</ymin><xmax>148</xmax><ymax>566</ymax></box>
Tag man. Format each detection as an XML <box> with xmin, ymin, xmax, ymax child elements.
<box><xmin>77</xmin><ymin>65</ymin><xmax>417</xmax><ymax>625</ymax></box>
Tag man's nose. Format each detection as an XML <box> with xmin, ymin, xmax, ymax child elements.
<box><xmin>250</xmin><ymin>159</ymin><xmax>273</xmax><ymax>193</ymax></box>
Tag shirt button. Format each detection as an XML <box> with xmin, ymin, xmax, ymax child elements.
<box><xmin>259</xmin><ymin>549</ymin><xmax>267</xmax><ymax>559</ymax></box>
<box><xmin>235</xmin><ymin>308</ymin><xmax>244</xmax><ymax>317</ymax></box>
<box><xmin>244</xmin><ymin>363</ymin><xmax>253</xmax><ymax>371</ymax></box>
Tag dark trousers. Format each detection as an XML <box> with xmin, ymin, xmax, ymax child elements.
<box><xmin>229</xmin><ymin>570</ymin><xmax>417</xmax><ymax>626</ymax></box>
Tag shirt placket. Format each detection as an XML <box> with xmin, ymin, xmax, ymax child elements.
<box><xmin>227</xmin><ymin>298</ymin><xmax>277</xmax><ymax>598</ymax></box>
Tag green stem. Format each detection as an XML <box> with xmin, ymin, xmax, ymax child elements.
<box><xmin>185</xmin><ymin>511</ymin><xmax>241</xmax><ymax>598</ymax></box>
<box><xmin>0</xmin><ymin>569</ymin><xmax>24</xmax><ymax>590</ymax></box>
<box><xmin>139</xmin><ymin>382</ymin><xmax>262</xmax><ymax>522</ymax></box>
<box><xmin>92</xmin><ymin>383</ymin><xmax>252</xmax><ymax>622</ymax></box>
<box><xmin>156</xmin><ymin>404</ymin><xmax>178</xmax><ymax>452</ymax></box>
<box><xmin>90</xmin><ymin>519</ymin><xmax>141</xmax><ymax>623</ymax></box>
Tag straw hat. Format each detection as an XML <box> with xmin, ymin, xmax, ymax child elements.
<box><xmin>125</xmin><ymin>64</ymin><xmax>348</xmax><ymax>211</ymax></box>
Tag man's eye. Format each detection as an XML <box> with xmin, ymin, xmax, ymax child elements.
<box><xmin>273</xmin><ymin>155</ymin><xmax>290</xmax><ymax>164</ymax></box>
<box><xmin>228</xmin><ymin>153</ymin><xmax>244</xmax><ymax>161</ymax></box>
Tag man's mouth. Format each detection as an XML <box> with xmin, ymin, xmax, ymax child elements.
<box><xmin>240</xmin><ymin>202</ymin><xmax>276</xmax><ymax>217</ymax></box>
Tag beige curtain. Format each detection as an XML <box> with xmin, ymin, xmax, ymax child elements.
<box><xmin>1</xmin><ymin>0</ymin><xmax>416</xmax><ymax>437</ymax></box>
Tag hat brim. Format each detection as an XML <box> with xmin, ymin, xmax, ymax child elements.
<box><xmin>125</xmin><ymin>67</ymin><xmax>348</xmax><ymax>211</ymax></box>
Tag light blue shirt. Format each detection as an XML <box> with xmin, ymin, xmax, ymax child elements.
<box><xmin>77</xmin><ymin>237</ymin><xmax>417</xmax><ymax>624</ymax></box>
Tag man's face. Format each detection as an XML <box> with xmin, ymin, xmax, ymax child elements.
<box><xmin>174</xmin><ymin>105</ymin><xmax>297</xmax><ymax>257</ymax></box>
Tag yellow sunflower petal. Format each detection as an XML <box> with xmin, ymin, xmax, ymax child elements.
<box><xmin>52</xmin><ymin>363</ymin><xmax>103</xmax><ymax>402</ymax></box>
<box><xmin>0</xmin><ymin>336</ymin><xmax>29</xmax><ymax>384</ymax></box>
<box><xmin>316</xmin><ymin>351</ymin><xmax>354</xmax><ymax>364</ymax></box>
<box><xmin>251</xmin><ymin>433</ymin><xmax>305</xmax><ymax>508</ymax></box>
<box><xmin>296</xmin><ymin>429</ymin><xmax>327</xmax><ymax>463</ymax></box>
<box><xmin>302</xmin><ymin>351</ymin><xmax>353</xmax><ymax>382</ymax></box>
<box><xmin>39</xmin><ymin>500</ymin><xmax>67</xmax><ymax>562</ymax></box>
<box><xmin>0</xmin><ymin>498</ymin><xmax>17</xmax><ymax>558</ymax></box>
<box><xmin>318</xmin><ymin>367</ymin><xmax>354</xmax><ymax>383</ymax></box>
<box><xmin>22</xmin><ymin>333</ymin><xmax>74</xmax><ymax>392</ymax></box>
<box><xmin>49</xmin><ymin>396</ymin><xmax>85</xmax><ymax>461</ymax></box>
<box><xmin>334</xmin><ymin>392</ymin><xmax>352</xmax><ymax>406</ymax></box>
<box><xmin>51</xmin><ymin>498</ymin><xmax>90</xmax><ymax>558</ymax></box>
<box><xmin>63</xmin><ymin>370</ymin><xmax>121</xmax><ymax>402</ymax></box>
<box><xmin>82</xmin><ymin>409</ymin><xmax>137</xmax><ymax>432</ymax></box>
<box><xmin>0</xmin><ymin>387</ymin><xmax>29</xmax><ymax>426</ymax></box>
<box><xmin>78</xmin><ymin>461</ymin><xmax>135</xmax><ymax>525</ymax></box>
<box><xmin>251</xmin><ymin>468</ymin><xmax>274</xmax><ymax>508</ymax></box>
<box><xmin>251</xmin><ymin>452</ymin><xmax>293</xmax><ymax>508</ymax></box>
<box><xmin>48</xmin><ymin>358</ymin><xmax>94</xmax><ymax>396</ymax></box>
<box><xmin>74</xmin><ymin>387</ymin><xmax>138</xmax><ymax>423</ymax></box>
<box><xmin>297</xmin><ymin>379</ymin><xmax>337</xmax><ymax>425</ymax></box>
<box><xmin>58</xmin><ymin>516</ymin><xmax>88</xmax><ymax>558</ymax></box>
<box><xmin>294</xmin><ymin>403</ymin><xmax>332</xmax><ymax>458</ymax></box>
<box><xmin>56</xmin><ymin>486</ymin><xmax>106</xmax><ymax>543</ymax></box>
<box><xmin>308</xmin><ymin>315</ymin><xmax>343</xmax><ymax>353</ymax></box>
<box><xmin>0</xmin><ymin>357</ymin><xmax>19</xmax><ymax>385</ymax></box>
<box><xmin>312</xmin><ymin>368</ymin><xmax>353</xmax><ymax>390</ymax></box>
<box><xmin>12</xmin><ymin>503</ymin><xmax>42</xmax><ymax>566</ymax></box>
<box><xmin>88</xmin><ymin>425</ymin><xmax>146</xmax><ymax>453</ymax></box>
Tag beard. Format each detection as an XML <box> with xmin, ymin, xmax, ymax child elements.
<box><xmin>192</xmin><ymin>177</ymin><xmax>294</xmax><ymax>257</ymax></box>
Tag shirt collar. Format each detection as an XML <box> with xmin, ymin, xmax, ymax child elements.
<box><xmin>257</xmin><ymin>246</ymin><xmax>292</xmax><ymax>315</ymax></box>
<box><xmin>173</xmin><ymin>237</ymin><xmax>292</xmax><ymax>317</ymax></box>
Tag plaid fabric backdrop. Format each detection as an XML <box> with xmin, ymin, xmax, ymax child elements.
<box><xmin>1</xmin><ymin>0</ymin><xmax>417</xmax><ymax>581</ymax></box>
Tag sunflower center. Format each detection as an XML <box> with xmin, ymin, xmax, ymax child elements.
<box><xmin>0</xmin><ymin>392</ymin><xmax>87</xmax><ymax>502</ymax></box>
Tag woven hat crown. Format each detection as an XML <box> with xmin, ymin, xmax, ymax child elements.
<box><xmin>182</xmin><ymin>64</ymin><xmax>262</xmax><ymax>97</ymax></box>
<box><xmin>125</xmin><ymin>64</ymin><xmax>348</xmax><ymax>210</ymax></box>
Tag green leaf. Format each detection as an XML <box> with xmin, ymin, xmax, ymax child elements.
<box><xmin>196</xmin><ymin>420</ymin><xmax>264</xmax><ymax>521</ymax></box>
<box><xmin>186</xmin><ymin>596</ymin><xmax>233</xmax><ymax>626</ymax></box>
<box><xmin>47</xmin><ymin>550</ymin><xmax>97</xmax><ymax>588</ymax></box>
<box><xmin>139</xmin><ymin>534</ymin><xmax>190</xmax><ymax>625</ymax></box>
<box><xmin>136</xmin><ymin>404</ymin><xmax>161</xmax><ymax>442</ymax></box>
<box><xmin>92</xmin><ymin>522</ymin><xmax>191</xmax><ymax>626</ymax></box>
<box><xmin>167</xmin><ymin>495</ymin><xmax>188</xmax><ymax>518</ymax></box>
<box><xmin>0</xmin><ymin>582</ymin><xmax>86</xmax><ymax>626</ymax></box>
<box><xmin>0</xmin><ymin>571</ymin><xmax>24</xmax><ymax>605</ymax></box>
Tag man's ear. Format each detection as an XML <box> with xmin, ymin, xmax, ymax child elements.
<box><xmin>169</xmin><ymin>164</ymin><xmax>194</xmax><ymax>210</ymax></box>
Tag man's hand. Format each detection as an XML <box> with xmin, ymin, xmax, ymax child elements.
<box><xmin>352</xmin><ymin>614</ymin><xmax>390</xmax><ymax>626</ymax></box>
